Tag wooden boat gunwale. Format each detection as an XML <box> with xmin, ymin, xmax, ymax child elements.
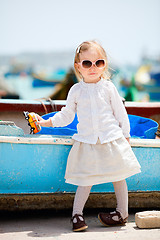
<box><xmin>0</xmin><ymin>99</ymin><xmax>160</xmax><ymax>115</ymax></box>
<box><xmin>0</xmin><ymin>135</ymin><xmax>160</xmax><ymax>148</ymax></box>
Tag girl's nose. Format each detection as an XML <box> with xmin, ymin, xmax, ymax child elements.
<box><xmin>90</xmin><ymin>63</ymin><xmax>96</xmax><ymax>69</ymax></box>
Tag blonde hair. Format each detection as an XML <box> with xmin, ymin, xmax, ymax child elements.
<box><xmin>74</xmin><ymin>40</ymin><xmax>110</xmax><ymax>81</ymax></box>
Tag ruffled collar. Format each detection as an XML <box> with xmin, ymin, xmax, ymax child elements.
<box><xmin>81</xmin><ymin>77</ymin><xmax>104</xmax><ymax>87</ymax></box>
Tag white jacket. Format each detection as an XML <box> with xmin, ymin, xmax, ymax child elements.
<box><xmin>50</xmin><ymin>78</ymin><xmax>130</xmax><ymax>144</ymax></box>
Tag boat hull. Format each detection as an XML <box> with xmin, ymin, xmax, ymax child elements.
<box><xmin>0</xmin><ymin>136</ymin><xmax>159</xmax><ymax>194</ymax></box>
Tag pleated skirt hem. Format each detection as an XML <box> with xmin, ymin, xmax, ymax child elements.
<box><xmin>65</xmin><ymin>168</ymin><xmax>141</xmax><ymax>186</ymax></box>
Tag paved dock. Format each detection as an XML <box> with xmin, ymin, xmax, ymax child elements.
<box><xmin>0</xmin><ymin>210</ymin><xmax>160</xmax><ymax>240</ymax></box>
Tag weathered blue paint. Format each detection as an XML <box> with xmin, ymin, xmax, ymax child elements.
<box><xmin>0</xmin><ymin>124</ymin><xmax>24</xmax><ymax>136</ymax></box>
<box><xmin>0</xmin><ymin>135</ymin><xmax>159</xmax><ymax>194</ymax></box>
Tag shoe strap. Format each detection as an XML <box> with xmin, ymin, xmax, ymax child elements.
<box><xmin>109</xmin><ymin>211</ymin><xmax>124</xmax><ymax>223</ymax></box>
<box><xmin>71</xmin><ymin>214</ymin><xmax>84</xmax><ymax>222</ymax></box>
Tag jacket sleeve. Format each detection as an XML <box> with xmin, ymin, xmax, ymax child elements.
<box><xmin>109</xmin><ymin>82</ymin><xmax>130</xmax><ymax>138</ymax></box>
<box><xmin>50</xmin><ymin>85</ymin><xmax>77</xmax><ymax>127</ymax></box>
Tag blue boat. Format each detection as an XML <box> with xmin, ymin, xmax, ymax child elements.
<box><xmin>0</xmin><ymin>134</ymin><xmax>160</xmax><ymax>194</ymax></box>
<box><xmin>32</xmin><ymin>69</ymin><xmax>66</xmax><ymax>87</ymax></box>
<box><xmin>0</xmin><ymin>113</ymin><xmax>159</xmax><ymax>210</ymax></box>
<box><xmin>143</xmin><ymin>71</ymin><xmax>160</xmax><ymax>101</ymax></box>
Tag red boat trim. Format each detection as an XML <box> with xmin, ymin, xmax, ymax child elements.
<box><xmin>0</xmin><ymin>100</ymin><xmax>160</xmax><ymax>118</ymax></box>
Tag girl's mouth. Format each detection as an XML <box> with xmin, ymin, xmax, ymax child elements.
<box><xmin>89</xmin><ymin>73</ymin><xmax>96</xmax><ymax>75</ymax></box>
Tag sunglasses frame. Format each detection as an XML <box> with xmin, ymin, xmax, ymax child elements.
<box><xmin>78</xmin><ymin>59</ymin><xmax>106</xmax><ymax>69</ymax></box>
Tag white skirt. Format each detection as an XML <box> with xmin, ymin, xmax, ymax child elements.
<box><xmin>65</xmin><ymin>136</ymin><xmax>141</xmax><ymax>186</ymax></box>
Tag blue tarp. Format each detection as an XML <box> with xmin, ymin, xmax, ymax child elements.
<box><xmin>128</xmin><ymin>115</ymin><xmax>158</xmax><ymax>139</ymax></box>
<box><xmin>37</xmin><ymin>112</ymin><xmax>158</xmax><ymax>139</ymax></box>
<box><xmin>38</xmin><ymin>112</ymin><xmax>78</xmax><ymax>136</ymax></box>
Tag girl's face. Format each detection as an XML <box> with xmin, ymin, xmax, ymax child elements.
<box><xmin>76</xmin><ymin>47</ymin><xmax>105</xmax><ymax>83</ymax></box>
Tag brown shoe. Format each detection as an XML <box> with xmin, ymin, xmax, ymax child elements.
<box><xmin>71</xmin><ymin>214</ymin><xmax>88</xmax><ymax>232</ymax></box>
<box><xmin>98</xmin><ymin>210</ymin><xmax>128</xmax><ymax>227</ymax></box>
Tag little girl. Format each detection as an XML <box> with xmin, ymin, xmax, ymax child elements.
<box><xmin>35</xmin><ymin>40</ymin><xmax>141</xmax><ymax>232</ymax></box>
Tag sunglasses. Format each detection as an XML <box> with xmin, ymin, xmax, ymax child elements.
<box><xmin>78</xmin><ymin>59</ymin><xmax>106</xmax><ymax>69</ymax></box>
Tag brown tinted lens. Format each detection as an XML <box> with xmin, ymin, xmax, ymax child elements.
<box><xmin>82</xmin><ymin>60</ymin><xmax>92</xmax><ymax>68</ymax></box>
<box><xmin>96</xmin><ymin>60</ymin><xmax>105</xmax><ymax>68</ymax></box>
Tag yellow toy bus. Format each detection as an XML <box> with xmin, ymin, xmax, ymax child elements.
<box><xmin>23</xmin><ymin>111</ymin><xmax>41</xmax><ymax>134</ymax></box>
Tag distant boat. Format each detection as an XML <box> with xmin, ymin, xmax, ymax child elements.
<box><xmin>143</xmin><ymin>71</ymin><xmax>160</xmax><ymax>101</ymax></box>
<box><xmin>135</xmin><ymin>64</ymin><xmax>160</xmax><ymax>101</ymax></box>
<box><xmin>0</xmin><ymin>76</ymin><xmax>20</xmax><ymax>99</ymax></box>
<box><xmin>4</xmin><ymin>65</ymin><xmax>33</xmax><ymax>78</ymax></box>
<box><xmin>32</xmin><ymin>69</ymin><xmax>67</xmax><ymax>87</ymax></box>
<box><xmin>150</xmin><ymin>72</ymin><xmax>160</xmax><ymax>86</ymax></box>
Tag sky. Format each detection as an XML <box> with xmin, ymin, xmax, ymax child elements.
<box><xmin>0</xmin><ymin>0</ymin><xmax>160</xmax><ymax>65</ymax></box>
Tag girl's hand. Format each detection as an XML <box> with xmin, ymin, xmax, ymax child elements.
<box><xmin>37</xmin><ymin>118</ymin><xmax>52</xmax><ymax>127</ymax></box>
<box><xmin>34</xmin><ymin>113</ymin><xmax>43</xmax><ymax>122</ymax></box>
<box><xmin>30</xmin><ymin>112</ymin><xmax>52</xmax><ymax>128</ymax></box>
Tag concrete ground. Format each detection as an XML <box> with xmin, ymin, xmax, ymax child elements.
<box><xmin>0</xmin><ymin>209</ymin><xmax>160</xmax><ymax>240</ymax></box>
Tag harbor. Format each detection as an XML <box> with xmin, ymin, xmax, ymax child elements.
<box><xmin>0</xmin><ymin>0</ymin><xmax>160</xmax><ymax>238</ymax></box>
<box><xmin>0</xmin><ymin>47</ymin><xmax>160</xmax><ymax>239</ymax></box>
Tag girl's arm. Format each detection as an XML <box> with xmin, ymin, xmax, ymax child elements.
<box><xmin>109</xmin><ymin>82</ymin><xmax>130</xmax><ymax>139</ymax></box>
<box><xmin>33</xmin><ymin>86</ymin><xmax>77</xmax><ymax>128</ymax></box>
<box><xmin>31</xmin><ymin>85</ymin><xmax>77</xmax><ymax>128</ymax></box>
<box><xmin>49</xmin><ymin>85</ymin><xmax>77</xmax><ymax>127</ymax></box>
